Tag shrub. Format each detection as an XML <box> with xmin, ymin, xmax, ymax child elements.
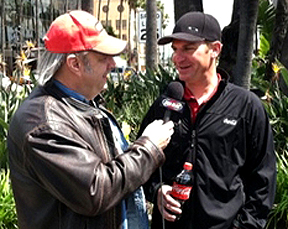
<box><xmin>0</xmin><ymin>169</ymin><xmax>18</xmax><ymax>228</ymax></box>
<box><xmin>251</xmin><ymin>63</ymin><xmax>288</xmax><ymax>229</ymax></box>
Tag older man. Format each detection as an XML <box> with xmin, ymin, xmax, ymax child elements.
<box><xmin>8</xmin><ymin>10</ymin><xmax>174</xmax><ymax>229</ymax></box>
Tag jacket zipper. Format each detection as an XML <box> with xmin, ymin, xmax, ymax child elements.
<box><xmin>190</xmin><ymin>129</ymin><xmax>197</xmax><ymax>164</ymax></box>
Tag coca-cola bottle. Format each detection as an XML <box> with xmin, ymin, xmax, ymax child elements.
<box><xmin>170</xmin><ymin>162</ymin><xmax>193</xmax><ymax>220</ymax></box>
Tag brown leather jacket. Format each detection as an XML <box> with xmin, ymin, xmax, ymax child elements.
<box><xmin>8</xmin><ymin>82</ymin><xmax>165</xmax><ymax>229</ymax></box>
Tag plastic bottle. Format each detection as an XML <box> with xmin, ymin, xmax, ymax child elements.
<box><xmin>170</xmin><ymin>162</ymin><xmax>193</xmax><ymax>219</ymax></box>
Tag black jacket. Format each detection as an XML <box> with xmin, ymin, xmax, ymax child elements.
<box><xmin>138</xmin><ymin>71</ymin><xmax>276</xmax><ymax>229</ymax></box>
<box><xmin>8</xmin><ymin>82</ymin><xmax>165</xmax><ymax>229</ymax></box>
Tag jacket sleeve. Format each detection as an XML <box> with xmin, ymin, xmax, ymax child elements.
<box><xmin>24</xmin><ymin>123</ymin><xmax>165</xmax><ymax>216</ymax></box>
<box><xmin>233</xmin><ymin>94</ymin><xmax>277</xmax><ymax>228</ymax></box>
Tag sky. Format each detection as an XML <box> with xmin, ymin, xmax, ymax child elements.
<box><xmin>158</xmin><ymin>0</ymin><xmax>234</xmax><ymax>60</ymax></box>
<box><xmin>160</xmin><ymin>0</ymin><xmax>234</xmax><ymax>31</ymax></box>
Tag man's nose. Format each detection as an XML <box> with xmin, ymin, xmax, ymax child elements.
<box><xmin>172</xmin><ymin>51</ymin><xmax>185</xmax><ymax>63</ymax></box>
<box><xmin>109</xmin><ymin>56</ymin><xmax>116</xmax><ymax>68</ymax></box>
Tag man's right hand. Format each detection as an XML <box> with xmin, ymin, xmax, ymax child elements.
<box><xmin>141</xmin><ymin>120</ymin><xmax>174</xmax><ymax>150</ymax></box>
<box><xmin>157</xmin><ymin>184</ymin><xmax>182</xmax><ymax>222</ymax></box>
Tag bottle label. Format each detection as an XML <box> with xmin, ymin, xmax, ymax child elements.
<box><xmin>171</xmin><ymin>182</ymin><xmax>192</xmax><ymax>200</ymax></box>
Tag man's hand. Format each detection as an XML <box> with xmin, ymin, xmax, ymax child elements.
<box><xmin>142</xmin><ymin>120</ymin><xmax>174</xmax><ymax>150</ymax></box>
<box><xmin>157</xmin><ymin>184</ymin><xmax>182</xmax><ymax>222</ymax></box>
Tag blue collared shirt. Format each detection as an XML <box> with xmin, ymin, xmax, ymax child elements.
<box><xmin>53</xmin><ymin>79</ymin><xmax>90</xmax><ymax>104</ymax></box>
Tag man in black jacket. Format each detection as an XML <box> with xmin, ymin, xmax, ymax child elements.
<box><xmin>138</xmin><ymin>12</ymin><xmax>276</xmax><ymax>229</ymax></box>
<box><xmin>8</xmin><ymin>10</ymin><xmax>174</xmax><ymax>229</ymax></box>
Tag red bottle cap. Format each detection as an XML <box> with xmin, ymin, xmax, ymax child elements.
<box><xmin>184</xmin><ymin>162</ymin><xmax>193</xmax><ymax>170</ymax></box>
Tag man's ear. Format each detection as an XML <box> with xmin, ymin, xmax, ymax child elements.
<box><xmin>66</xmin><ymin>54</ymin><xmax>81</xmax><ymax>75</ymax></box>
<box><xmin>210</xmin><ymin>41</ymin><xmax>223</xmax><ymax>58</ymax></box>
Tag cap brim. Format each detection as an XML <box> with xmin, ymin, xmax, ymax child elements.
<box><xmin>92</xmin><ymin>35</ymin><xmax>127</xmax><ymax>56</ymax></box>
<box><xmin>158</xmin><ymin>32</ymin><xmax>205</xmax><ymax>45</ymax></box>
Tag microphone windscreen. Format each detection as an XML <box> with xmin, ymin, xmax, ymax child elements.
<box><xmin>165</xmin><ymin>82</ymin><xmax>184</xmax><ymax>100</ymax></box>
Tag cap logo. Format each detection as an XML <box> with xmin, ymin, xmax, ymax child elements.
<box><xmin>188</xmin><ymin>26</ymin><xmax>199</xmax><ymax>33</ymax></box>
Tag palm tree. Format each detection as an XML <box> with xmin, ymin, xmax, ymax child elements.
<box><xmin>218</xmin><ymin>0</ymin><xmax>240</xmax><ymax>83</ymax></box>
<box><xmin>267</xmin><ymin>0</ymin><xmax>288</xmax><ymax>79</ymax></box>
<box><xmin>127</xmin><ymin>0</ymin><xmax>141</xmax><ymax>67</ymax></box>
<box><xmin>97</xmin><ymin>0</ymin><xmax>102</xmax><ymax>20</ymax></box>
<box><xmin>118</xmin><ymin>0</ymin><xmax>124</xmax><ymax>39</ymax></box>
<box><xmin>105</xmin><ymin>0</ymin><xmax>110</xmax><ymax>25</ymax></box>
<box><xmin>1</xmin><ymin>0</ymin><xmax>5</xmax><ymax>56</ymax></box>
<box><xmin>35</xmin><ymin>0</ymin><xmax>39</xmax><ymax>52</ymax></box>
<box><xmin>145</xmin><ymin>0</ymin><xmax>157</xmax><ymax>71</ymax></box>
<box><xmin>173</xmin><ymin>0</ymin><xmax>203</xmax><ymax>21</ymax></box>
<box><xmin>233</xmin><ymin>0</ymin><xmax>259</xmax><ymax>89</ymax></box>
<box><xmin>82</xmin><ymin>0</ymin><xmax>94</xmax><ymax>13</ymax></box>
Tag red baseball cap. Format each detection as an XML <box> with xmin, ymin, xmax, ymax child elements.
<box><xmin>43</xmin><ymin>10</ymin><xmax>127</xmax><ymax>55</ymax></box>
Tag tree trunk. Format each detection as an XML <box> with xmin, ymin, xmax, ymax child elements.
<box><xmin>127</xmin><ymin>5</ymin><xmax>131</xmax><ymax>65</ymax></box>
<box><xmin>50</xmin><ymin>0</ymin><xmax>53</xmax><ymax>22</ymax></box>
<box><xmin>119</xmin><ymin>0</ymin><xmax>124</xmax><ymax>38</ymax></box>
<box><xmin>64</xmin><ymin>0</ymin><xmax>68</xmax><ymax>12</ymax></box>
<box><xmin>97</xmin><ymin>0</ymin><xmax>102</xmax><ymax>20</ymax></box>
<box><xmin>1</xmin><ymin>0</ymin><xmax>4</xmax><ymax>56</ymax></box>
<box><xmin>146</xmin><ymin>0</ymin><xmax>157</xmax><ymax>71</ymax></box>
<box><xmin>82</xmin><ymin>0</ymin><xmax>94</xmax><ymax>13</ymax></box>
<box><xmin>36</xmin><ymin>0</ymin><xmax>39</xmax><ymax>52</ymax></box>
<box><xmin>270</xmin><ymin>0</ymin><xmax>288</xmax><ymax>95</ymax></box>
<box><xmin>174</xmin><ymin>0</ymin><xmax>203</xmax><ymax>22</ymax></box>
<box><xmin>105</xmin><ymin>0</ymin><xmax>110</xmax><ymax>25</ymax></box>
<box><xmin>233</xmin><ymin>0</ymin><xmax>259</xmax><ymax>89</ymax></box>
<box><xmin>133</xmin><ymin>6</ymin><xmax>138</xmax><ymax>69</ymax></box>
<box><xmin>271</xmin><ymin>0</ymin><xmax>288</xmax><ymax>72</ymax></box>
<box><xmin>127</xmin><ymin>0</ymin><xmax>137</xmax><ymax>67</ymax></box>
<box><xmin>218</xmin><ymin>0</ymin><xmax>240</xmax><ymax>82</ymax></box>
<box><xmin>74</xmin><ymin>0</ymin><xmax>80</xmax><ymax>10</ymax></box>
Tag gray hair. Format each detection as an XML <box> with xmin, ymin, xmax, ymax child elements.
<box><xmin>37</xmin><ymin>51</ymin><xmax>92</xmax><ymax>85</ymax></box>
<box><xmin>37</xmin><ymin>51</ymin><xmax>67</xmax><ymax>85</ymax></box>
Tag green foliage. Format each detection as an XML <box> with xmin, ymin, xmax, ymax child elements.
<box><xmin>251</xmin><ymin>64</ymin><xmax>288</xmax><ymax>229</ymax></box>
<box><xmin>251</xmin><ymin>26</ymin><xmax>288</xmax><ymax>226</ymax></box>
<box><xmin>0</xmin><ymin>55</ymin><xmax>36</xmax><ymax>227</ymax></box>
<box><xmin>252</xmin><ymin>61</ymin><xmax>288</xmax><ymax>154</ymax></box>
<box><xmin>0</xmin><ymin>81</ymin><xmax>34</xmax><ymax>169</ymax></box>
<box><xmin>102</xmin><ymin>64</ymin><xmax>177</xmax><ymax>141</ymax></box>
<box><xmin>257</xmin><ymin>0</ymin><xmax>276</xmax><ymax>43</ymax></box>
<box><xmin>103</xmin><ymin>25</ymin><xmax>117</xmax><ymax>37</ymax></box>
<box><xmin>266</xmin><ymin>151</ymin><xmax>288</xmax><ymax>229</ymax></box>
<box><xmin>0</xmin><ymin>169</ymin><xmax>18</xmax><ymax>229</ymax></box>
<box><xmin>259</xmin><ymin>34</ymin><xmax>271</xmax><ymax>59</ymax></box>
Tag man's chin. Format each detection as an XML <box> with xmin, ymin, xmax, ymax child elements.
<box><xmin>179</xmin><ymin>74</ymin><xmax>190</xmax><ymax>82</ymax></box>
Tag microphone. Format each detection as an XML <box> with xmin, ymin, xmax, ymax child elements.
<box><xmin>159</xmin><ymin>82</ymin><xmax>184</xmax><ymax>226</ymax></box>
<box><xmin>162</xmin><ymin>82</ymin><xmax>184</xmax><ymax>123</ymax></box>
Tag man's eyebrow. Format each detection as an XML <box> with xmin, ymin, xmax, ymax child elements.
<box><xmin>171</xmin><ymin>43</ymin><xmax>198</xmax><ymax>50</ymax></box>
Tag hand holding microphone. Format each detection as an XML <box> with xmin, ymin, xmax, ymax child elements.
<box><xmin>142</xmin><ymin>81</ymin><xmax>184</xmax><ymax>150</ymax></box>
<box><xmin>142</xmin><ymin>120</ymin><xmax>174</xmax><ymax>150</ymax></box>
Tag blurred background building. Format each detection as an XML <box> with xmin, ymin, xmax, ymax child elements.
<box><xmin>0</xmin><ymin>0</ymin><xmax>149</xmax><ymax>75</ymax></box>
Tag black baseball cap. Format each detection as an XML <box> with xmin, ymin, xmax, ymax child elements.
<box><xmin>158</xmin><ymin>11</ymin><xmax>221</xmax><ymax>45</ymax></box>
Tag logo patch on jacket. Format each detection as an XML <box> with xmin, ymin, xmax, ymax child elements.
<box><xmin>223</xmin><ymin>118</ymin><xmax>237</xmax><ymax>126</ymax></box>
